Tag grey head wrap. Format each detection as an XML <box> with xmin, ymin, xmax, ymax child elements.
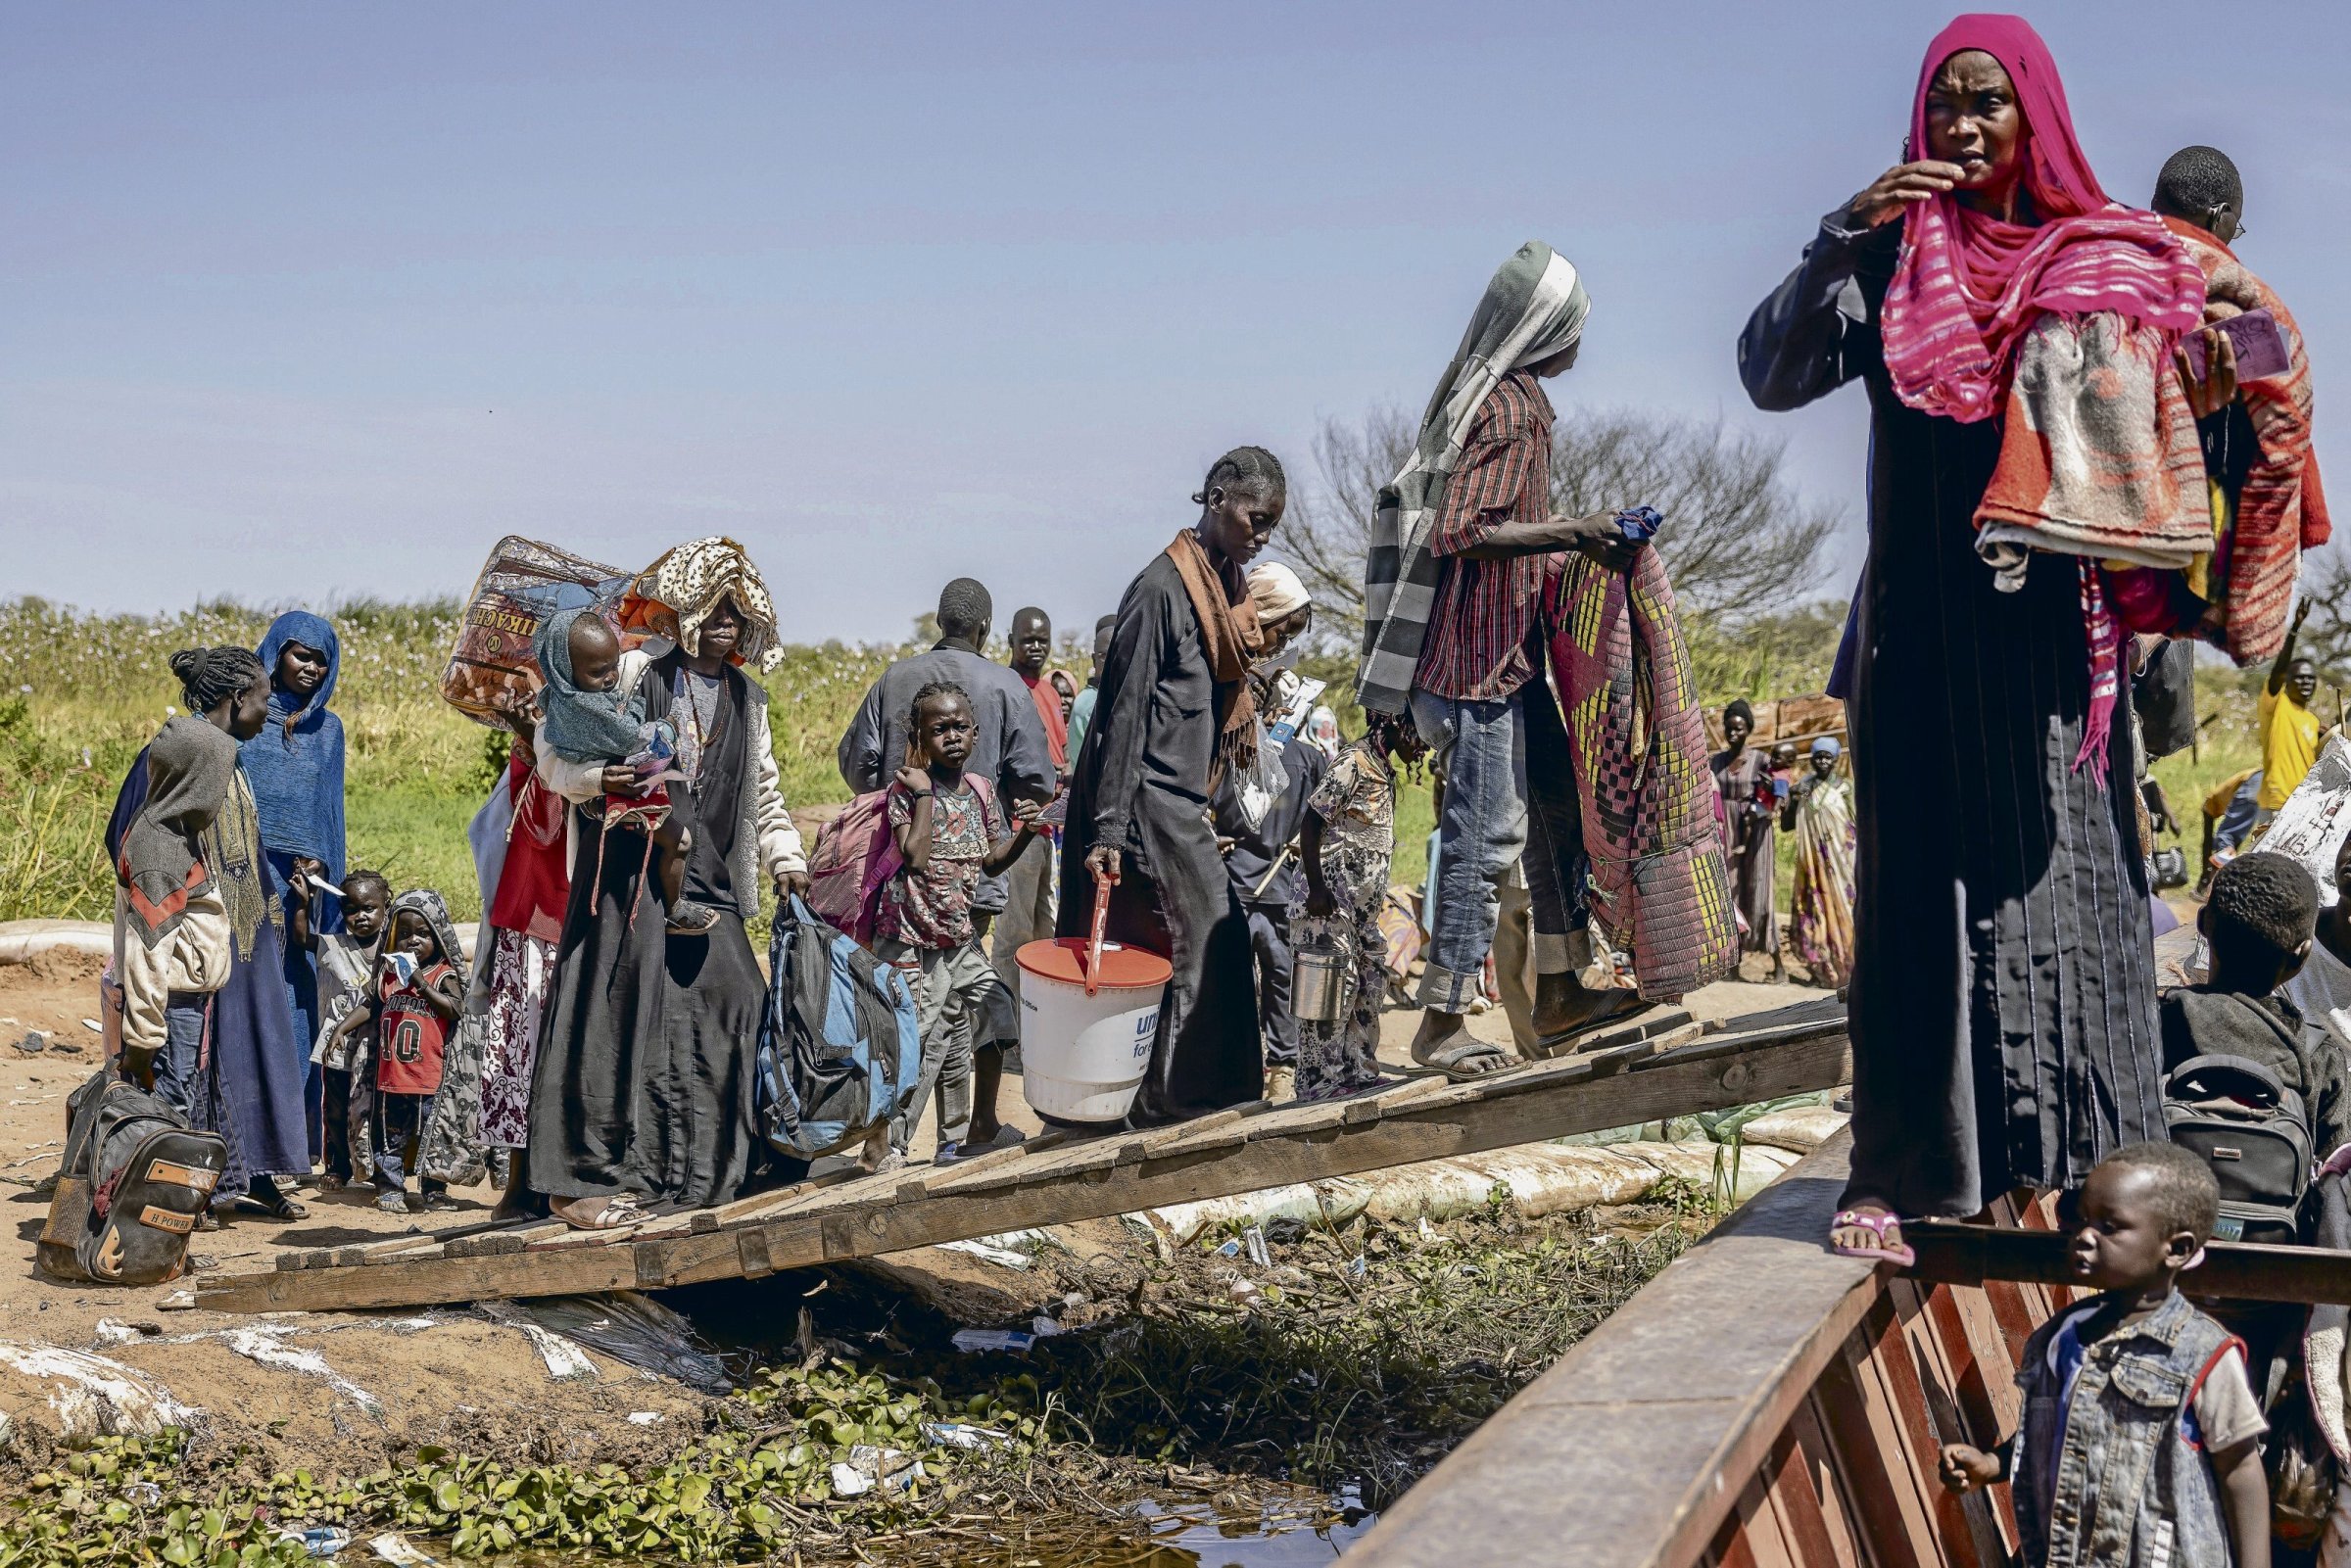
<box><xmin>120</xmin><ymin>717</ymin><xmax>238</xmax><ymax>948</ymax></box>
<box><xmin>1356</xmin><ymin>241</ymin><xmax>1589</xmax><ymax>716</ymax></box>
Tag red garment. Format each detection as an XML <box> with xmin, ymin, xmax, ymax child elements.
<box><xmin>1415</xmin><ymin>370</ymin><xmax>1560</xmax><ymax>702</ymax></box>
<box><xmin>1880</xmin><ymin>15</ymin><xmax>2204</xmax><ymax>424</ymax></box>
<box><xmin>486</xmin><ymin>752</ymin><xmax>571</xmax><ymax>944</ymax></box>
<box><xmin>1024</xmin><ymin>672</ymin><xmax>1069</xmax><ymax>772</ymax></box>
<box><xmin>2159</xmin><ymin>216</ymin><xmax>2322</xmax><ymax>664</ymax></box>
<box><xmin>377</xmin><ymin>963</ymin><xmax>453</xmax><ymax>1095</ymax></box>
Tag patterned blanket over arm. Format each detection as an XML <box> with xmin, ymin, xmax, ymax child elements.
<box><xmin>1545</xmin><ymin>544</ymin><xmax>1738</xmax><ymax>1000</ymax></box>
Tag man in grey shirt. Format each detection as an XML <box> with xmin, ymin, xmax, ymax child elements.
<box><xmin>838</xmin><ymin>577</ymin><xmax>1054</xmax><ymax>1146</ymax></box>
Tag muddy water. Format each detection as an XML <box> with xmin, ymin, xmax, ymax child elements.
<box><xmin>936</xmin><ymin>1498</ymin><xmax>1376</xmax><ymax>1566</ymax></box>
<box><xmin>496</xmin><ymin>1497</ymin><xmax>1374</xmax><ymax>1567</ymax></box>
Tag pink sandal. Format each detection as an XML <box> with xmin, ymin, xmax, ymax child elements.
<box><xmin>1829</xmin><ymin>1209</ymin><xmax>1916</xmax><ymax>1268</ymax></box>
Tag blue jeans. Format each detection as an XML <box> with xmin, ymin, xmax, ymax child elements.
<box><xmin>1410</xmin><ymin>681</ymin><xmax>1588</xmax><ymax>1014</ymax></box>
<box><xmin>151</xmin><ymin>994</ymin><xmax>211</xmax><ymax>1119</ymax></box>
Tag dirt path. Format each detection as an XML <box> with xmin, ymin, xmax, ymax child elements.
<box><xmin>0</xmin><ymin>953</ymin><xmax>708</xmax><ymax>1478</ymax></box>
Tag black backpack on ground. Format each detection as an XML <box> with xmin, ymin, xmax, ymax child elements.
<box><xmin>37</xmin><ymin>1069</ymin><xmax>227</xmax><ymax>1286</ymax></box>
<box><xmin>2163</xmin><ymin>1053</ymin><xmax>2313</xmax><ymax>1245</ymax></box>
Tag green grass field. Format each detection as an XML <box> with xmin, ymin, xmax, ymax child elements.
<box><xmin>0</xmin><ymin>595</ymin><xmax>2275</xmax><ymax>931</ymax></box>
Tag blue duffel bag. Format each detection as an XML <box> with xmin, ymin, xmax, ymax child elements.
<box><xmin>756</xmin><ymin>895</ymin><xmax>923</xmax><ymax>1161</ymax></box>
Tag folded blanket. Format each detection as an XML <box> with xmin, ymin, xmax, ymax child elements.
<box><xmin>1972</xmin><ymin>311</ymin><xmax>2211</xmax><ymax>780</ymax></box>
<box><xmin>1975</xmin><ymin>311</ymin><xmax>2212</xmax><ymax>581</ymax></box>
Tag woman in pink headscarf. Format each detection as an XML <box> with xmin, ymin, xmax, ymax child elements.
<box><xmin>1739</xmin><ymin>17</ymin><xmax>2211</xmax><ymax>1264</ymax></box>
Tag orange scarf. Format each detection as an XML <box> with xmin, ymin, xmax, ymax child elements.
<box><xmin>1164</xmin><ymin>529</ymin><xmax>1264</xmax><ymax>786</ymax></box>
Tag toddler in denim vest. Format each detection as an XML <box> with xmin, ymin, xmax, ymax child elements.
<box><xmin>1939</xmin><ymin>1142</ymin><xmax>2269</xmax><ymax>1567</ymax></box>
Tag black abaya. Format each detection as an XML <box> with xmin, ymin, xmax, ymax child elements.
<box><xmin>527</xmin><ymin>654</ymin><xmax>769</xmax><ymax>1208</ymax></box>
<box><xmin>1058</xmin><ymin>551</ymin><xmax>1261</xmax><ymax>1124</ymax></box>
<box><xmin>1740</xmin><ymin>214</ymin><xmax>2162</xmax><ymax>1219</ymax></box>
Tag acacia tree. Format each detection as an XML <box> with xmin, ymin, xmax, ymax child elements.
<box><xmin>2296</xmin><ymin>549</ymin><xmax>2351</xmax><ymax>678</ymax></box>
<box><xmin>1283</xmin><ymin>404</ymin><xmax>1843</xmax><ymax>651</ymax></box>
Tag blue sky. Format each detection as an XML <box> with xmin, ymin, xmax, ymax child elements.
<box><xmin>4</xmin><ymin>2</ymin><xmax>2343</xmax><ymax>641</ymax></box>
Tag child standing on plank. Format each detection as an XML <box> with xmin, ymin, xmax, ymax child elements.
<box><xmin>1938</xmin><ymin>1142</ymin><xmax>2270</xmax><ymax>1568</ymax></box>
<box><xmin>325</xmin><ymin>889</ymin><xmax>466</xmax><ymax>1212</ymax></box>
<box><xmin>874</xmin><ymin>681</ymin><xmax>1043</xmax><ymax>1168</ymax></box>
<box><xmin>1296</xmin><ymin>714</ymin><xmax>1426</xmax><ymax>1102</ymax></box>
<box><xmin>310</xmin><ymin>870</ymin><xmax>391</xmax><ymax>1191</ymax></box>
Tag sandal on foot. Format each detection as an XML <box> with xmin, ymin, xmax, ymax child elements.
<box><xmin>1406</xmin><ymin>1040</ymin><xmax>1520</xmax><ymax>1083</ymax></box>
<box><xmin>1829</xmin><ymin>1210</ymin><xmax>1915</xmax><ymax>1268</ymax></box>
<box><xmin>239</xmin><ymin>1180</ymin><xmax>309</xmax><ymax>1222</ymax></box>
<box><xmin>551</xmin><ymin>1194</ymin><xmax>647</xmax><ymax>1231</ymax></box>
<box><xmin>666</xmin><ymin>901</ymin><xmax>723</xmax><ymax>937</ymax></box>
<box><xmin>1531</xmin><ymin>994</ymin><xmax>1652</xmax><ymax>1056</ymax></box>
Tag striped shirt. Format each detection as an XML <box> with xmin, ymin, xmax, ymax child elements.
<box><xmin>1415</xmin><ymin>371</ymin><xmax>1559</xmax><ymax>701</ymax></box>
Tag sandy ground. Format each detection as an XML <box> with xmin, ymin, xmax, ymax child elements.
<box><xmin>0</xmin><ymin>938</ymin><xmax>1824</xmax><ymax>1480</ymax></box>
<box><xmin>0</xmin><ymin>951</ymin><xmax>708</xmax><ymax>1478</ymax></box>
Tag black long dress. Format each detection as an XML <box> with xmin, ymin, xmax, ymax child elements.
<box><xmin>1739</xmin><ymin>214</ymin><xmax>2162</xmax><ymax>1219</ymax></box>
<box><xmin>1058</xmin><ymin>550</ymin><xmax>1262</xmax><ymax>1124</ymax></box>
<box><xmin>527</xmin><ymin>652</ymin><xmax>768</xmax><ymax>1209</ymax></box>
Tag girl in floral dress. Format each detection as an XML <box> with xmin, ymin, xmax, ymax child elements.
<box><xmin>1295</xmin><ymin>715</ymin><xmax>1427</xmax><ymax>1101</ymax></box>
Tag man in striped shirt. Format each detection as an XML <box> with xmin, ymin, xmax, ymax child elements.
<box><xmin>1407</xmin><ymin>346</ymin><xmax>1641</xmax><ymax>1076</ymax></box>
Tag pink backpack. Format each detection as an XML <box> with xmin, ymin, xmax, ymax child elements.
<box><xmin>806</xmin><ymin>775</ymin><xmax>995</xmax><ymax>946</ymax></box>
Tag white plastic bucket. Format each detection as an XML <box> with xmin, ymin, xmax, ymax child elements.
<box><xmin>1015</xmin><ymin>937</ymin><xmax>1172</xmax><ymax>1123</ymax></box>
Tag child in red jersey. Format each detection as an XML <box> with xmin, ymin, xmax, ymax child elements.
<box><xmin>326</xmin><ymin>889</ymin><xmax>465</xmax><ymax>1213</ymax></box>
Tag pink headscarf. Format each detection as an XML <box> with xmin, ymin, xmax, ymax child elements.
<box><xmin>1880</xmin><ymin>15</ymin><xmax>2204</xmax><ymax>422</ymax></box>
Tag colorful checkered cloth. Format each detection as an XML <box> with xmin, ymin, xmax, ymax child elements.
<box><xmin>1546</xmin><ymin>528</ymin><xmax>1737</xmax><ymax>1001</ymax></box>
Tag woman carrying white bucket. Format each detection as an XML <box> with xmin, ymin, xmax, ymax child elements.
<box><xmin>1049</xmin><ymin>448</ymin><xmax>1287</xmax><ymax>1125</ymax></box>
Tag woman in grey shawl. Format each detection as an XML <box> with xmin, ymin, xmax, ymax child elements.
<box><xmin>1357</xmin><ymin>242</ymin><xmax>1647</xmax><ymax>1076</ymax></box>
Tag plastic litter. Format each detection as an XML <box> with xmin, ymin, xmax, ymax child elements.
<box><xmin>1214</xmin><ymin>1238</ymin><xmax>1241</xmax><ymax>1258</ymax></box>
<box><xmin>476</xmin><ymin>1301</ymin><xmax>598</xmax><ymax>1382</ymax></box>
<box><xmin>279</xmin><ymin>1527</ymin><xmax>349</xmax><ymax>1558</ymax></box>
<box><xmin>1345</xmin><ymin>1255</ymin><xmax>1367</xmax><ymax>1281</ymax></box>
<box><xmin>934</xmin><ymin>1237</ymin><xmax>1032</xmax><ymax>1271</ymax></box>
<box><xmin>368</xmin><ymin>1534</ymin><xmax>445</xmax><ymax>1566</ymax></box>
<box><xmin>1243</xmin><ymin>1225</ymin><xmax>1271</xmax><ymax>1266</ymax></box>
<box><xmin>509</xmin><ymin>1292</ymin><xmax>731</xmax><ymax>1393</ymax></box>
<box><xmin>123</xmin><ymin>1482</ymin><xmax>162</xmax><ymax>1506</ymax></box>
<box><xmin>829</xmin><ymin>1461</ymin><xmax>872</xmax><ymax>1497</ymax></box>
<box><xmin>845</xmin><ymin>1443</ymin><xmax>922</xmax><ymax>1492</ymax></box>
<box><xmin>625</xmin><ymin>1411</ymin><xmax>663</xmax><ymax>1426</ymax></box>
<box><xmin>11</xmin><ymin>1030</ymin><xmax>45</xmax><ymax>1055</ymax></box>
<box><xmin>923</xmin><ymin>1421</ymin><xmax>1013</xmax><ymax>1451</ymax></box>
<box><xmin>949</xmin><ymin>1328</ymin><xmax>1036</xmax><ymax>1354</ymax></box>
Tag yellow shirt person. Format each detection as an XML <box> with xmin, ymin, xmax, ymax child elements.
<box><xmin>2258</xmin><ymin>686</ymin><xmax>2322</xmax><ymax>810</ymax></box>
<box><xmin>2258</xmin><ymin>601</ymin><xmax>2325</xmax><ymax>813</ymax></box>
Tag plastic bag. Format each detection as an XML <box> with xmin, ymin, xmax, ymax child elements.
<box><xmin>440</xmin><ymin>536</ymin><xmax>631</xmax><ymax>726</ymax></box>
<box><xmin>1232</xmin><ymin>718</ymin><xmax>1289</xmax><ymax>831</ymax></box>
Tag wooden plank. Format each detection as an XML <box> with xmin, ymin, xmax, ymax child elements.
<box><xmin>1906</xmin><ymin>1221</ymin><xmax>2351</xmax><ymax>1305</ymax></box>
<box><xmin>1757</xmin><ymin>1430</ymin><xmax>1841</xmax><ymax>1568</ymax></box>
<box><xmin>1870</xmin><ymin>1285</ymin><xmax>1986</xmax><ymax>1568</ymax></box>
<box><xmin>1890</xmin><ymin>1280</ymin><xmax>2006</xmax><ymax>1568</ymax></box>
<box><xmin>195</xmin><ymin>1025</ymin><xmax>1854</xmax><ymax>1313</ymax></box>
<box><xmin>1784</xmin><ymin>1397</ymin><xmax>1866</xmax><ymax>1568</ymax></box>
<box><xmin>1809</xmin><ymin>1312</ymin><xmax>1931</xmax><ymax>1568</ymax></box>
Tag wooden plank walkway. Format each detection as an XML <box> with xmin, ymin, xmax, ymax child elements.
<box><xmin>195</xmin><ymin>997</ymin><xmax>1850</xmax><ymax>1313</ymax></box>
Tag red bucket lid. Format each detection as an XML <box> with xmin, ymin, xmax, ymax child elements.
<box><xmin>1015</xmin><ymin>936</ymin><xmax>1172</xmax><ymax>989</ymax></box>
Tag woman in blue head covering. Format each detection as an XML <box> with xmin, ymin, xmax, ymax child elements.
<box><xmin>243</xmin><ymin>611</ymin><xmax>347</xmax><ymax>1170</ymax></box>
